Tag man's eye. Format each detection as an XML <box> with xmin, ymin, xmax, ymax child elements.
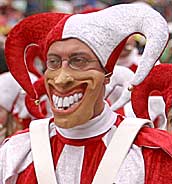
<box><xmin>49</xmin><ymin>60</ymin><xmax>58</xmax><ymax>64</ymax></box>
<box><xmin>70</xmin><ymin>57</ymin><xmax>88</xmax><ymax>64</ymax></box>
<box><xmin>47</xmin><ymin>59</ymin><xmax>61</xmax><ymax>69</ymax></box>
<box><xmin>70</xmin><ymin>57</ymin><xmax>87</xmax><ymax>67</ymax></box>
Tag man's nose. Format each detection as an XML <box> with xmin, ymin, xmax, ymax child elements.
<box><xmin>54</xmin><ymin>69</ymin><xmax>74</xmax><ymax>87</ymax></box>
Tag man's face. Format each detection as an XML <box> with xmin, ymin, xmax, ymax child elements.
<box><xmin>44</xmin><ymin>39</ymin><xmax>108</xmax><ymax>128</ymax></box>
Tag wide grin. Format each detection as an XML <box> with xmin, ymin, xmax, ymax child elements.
<box><xmin>52</xmin><ymin>92</ymin><xmax>83</xmax><ymax>111</ymax></box>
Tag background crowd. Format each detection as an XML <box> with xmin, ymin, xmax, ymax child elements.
<box><xmin>0</xmin><ymin>0</ymin><xmax>172</xmax><ymax>74</ymax></box>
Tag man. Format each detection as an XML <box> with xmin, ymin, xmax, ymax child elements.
<box><xmin>0</xmin><ymin>3</ymin><xmax>172</xmax><ymax>184</ymax></box>
<box><xmin>116</xmin><ymin>35</ymin><xmax>140</xmax><ymax>72</ymax></box>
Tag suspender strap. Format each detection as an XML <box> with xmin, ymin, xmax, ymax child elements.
<box><xmin>92</xmin><ymin>117</ymin><xmax>152</xmax><ymax>184</ymax></box>
<box><xmin>30</xmin><ymin>118</ymin><xmax>152</xmax><ymax>184</ymax></box>
<box><xmin>29</xmin><ymin>119</ymin><xmax>58</xmax><ymax>184</ymax></box>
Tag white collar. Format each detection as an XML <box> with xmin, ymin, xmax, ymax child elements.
<box><xmin>56</xmin><ymin>102</ymin><xmax>117</xmax><ymax>139</ymax></box>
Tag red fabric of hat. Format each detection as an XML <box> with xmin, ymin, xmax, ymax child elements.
<box><xmin>25</xmin><ymin>45</ymin><xmax>45</xmax><ymax>78</ymax></box>
<box><xmin>5</xmin><ymin>12</ymin><xmax>71</xmax><ymax>100</ymax></box>
<box><xmin>131</xmin><ymin>64</ymin><xmax>172</xmax><ymax>119</ymax></box>
<box><xmin>25</xmin><ymin>76</ymin><xmax>47</xmax><ymax>119</ymax></box>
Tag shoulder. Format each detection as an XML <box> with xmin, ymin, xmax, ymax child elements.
<box><xmin>0</xmin><ymin>129</ymin><xmax>31</xmax><ymax>183</ymax></box>
<box><xmin>0</xmin><ymin>118</ymin><xmax>54</xmax><ymax>182</ymax></box>
<box><xmin>116</xmin><ymin>116</ymin><xmax>172</xmax><ymax>157</ymax></box>
<box><xmin>135</xmin><ymin>127</ymin><xmax>172</xmax><ymax>157</ymax></box>
<box><xmin>139</xmin><ymin>129</ymin><xmax>172</xmax><ymax>183</ymax></box>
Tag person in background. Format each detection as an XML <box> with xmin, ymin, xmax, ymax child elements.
<box><xmin>1</xmin><ymin>3</ymin><xmax>172</xmax><ymax>184</ymax></box>
<box><xmin>116</xmin><ymin>35</ymin><xmax>141</xmax><ymax>72</ymax></box>
<box><xmin>0</xmin><ymin>72</ymin><xmax>37</xmax><ymax>144</ymax></box>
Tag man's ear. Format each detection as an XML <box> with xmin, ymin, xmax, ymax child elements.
<box><xmin>104</xmin><ymin>73</ymin><xmax>112</xmax><ymax>85</ymax></box>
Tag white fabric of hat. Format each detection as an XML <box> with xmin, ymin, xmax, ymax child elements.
<box><xmin>63</xmin><ymin>3</ymin><xmax>169</xmax><ymax>87</ymax></box>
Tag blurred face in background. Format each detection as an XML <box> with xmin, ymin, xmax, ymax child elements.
<box><xmin>120</xmin><ymin>36</ymin><xmax>136</xmax><ymax>58</ymax></box>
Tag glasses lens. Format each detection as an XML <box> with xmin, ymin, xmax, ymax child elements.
<box><xmin>47</xmin><ymin>58</ymin><xmax>61</xmax><ymax>70</ymax></box>
<box><xmin>69</xmin><ymin>57</ymin><xmax>89</xmax><ymax>70</ymax></box>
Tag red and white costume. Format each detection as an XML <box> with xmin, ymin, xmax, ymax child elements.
<box><xmin>1</xmin><ymin>3</ymin><xmax>171</xmax><ymax>184</ymax></box>
<box><xmin>1</xmin><ymin>103</ymin><xmax>172</xmax><ymax>184</ymax></box>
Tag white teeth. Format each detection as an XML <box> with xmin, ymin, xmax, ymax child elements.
<box><xmin>58</xmin><ymin>97</ymin><xmax>63</xmax><ymax>108</ymax></box>
<box><xmin>74</xmin><ymin>94</ymin><xmax>79</xmax><ymax>102</ymax></box>
<box><xmin>78</xmin><ymin>93</ymin><xmax>83</xmax><ymax>99</ymax></box>
<box><xmin>63</xmin><ymin>97</ymin><xmax>70</xmax><ymax>107</ymax></box>
<box><xmin>52</xmin><ymin>95</ymin><xmax>56</xmax><ymax>104</ymax></box>
<box><xmin>69</xmin><ymin>95</ymin><xmax>74</xmax><ymax>104</ymax></box>
<box><xmin>52</xmin><ymin>92</ymin><xmax>83</xmax><ymax>110</ymax></box>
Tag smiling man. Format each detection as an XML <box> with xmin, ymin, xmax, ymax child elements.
<box><xmin>45</xmin><ymin>39</ymin><xmax>108</xmax><ymax>129</ymax></box>
<box><xmin>1</xmin><ymin>3</ymin><xmax>172</xmax><ymax>184</ymax></box>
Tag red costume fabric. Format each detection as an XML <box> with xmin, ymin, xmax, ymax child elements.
<box><xmin>15</xmin><ymin>115</ymin><xmax>172</xmax><ymax>184</ymax></box>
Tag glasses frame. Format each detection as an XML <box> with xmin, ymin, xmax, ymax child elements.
<box><xmin>46</xmin><ymin>56</ymin><xmax>102</xmax><ymax>71</ymax></box>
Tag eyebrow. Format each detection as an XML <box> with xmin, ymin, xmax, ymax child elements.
<box><xmin>47</xmin><ymin>53</ymin><xmax>59</xmax><ymax>57</ymax></box>
<box><xmin>47</xmin><ymin>52</ymin><xmax>91</xmax><ymax>58</ymax></box>
<box><xmin>70</xmin><ymin>52</ymin><xmax>90</xmax><ymax>57</ymax></box>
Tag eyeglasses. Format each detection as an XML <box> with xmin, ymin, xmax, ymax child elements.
<box><xmin>46</xmin><ymin>56</ymin><xmax>98</xmax><ymax>71</ymax></box>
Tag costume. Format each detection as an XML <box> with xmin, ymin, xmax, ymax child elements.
<box><xmin>115</xmin><ymin>98</ymin><xmax>166</xmax><ymax>129</ymax></box>
<box><xmin>105</xmin><ymin>66</ymin><xmax>166</xmax><ymax>129</ymax></box>
<box><xmin>1</xmin><ymin>104</ymin><xmax>172</xmax><ymax>183</ymax></box>
<box><xmin>105</xmin><ymin>65</ymin><xmax>134</xmax><ymax>109</ymax></box>
<box><xmin>131</xmin><ymin>64</ymin><xmax>172</xmax><ymax>130</ymax></box>
<box><xmin>1</xmin><ymin>3</ymin><xmax>171</xmax><ymax>184</ymax></box>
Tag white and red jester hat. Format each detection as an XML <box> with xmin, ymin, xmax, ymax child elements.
<box><xmin>25</xmin><ymin>45</ymin><xmax>45</xmax><ymax>78</ymax></box>
<box><xmin>5</xmin><ymin>4</ymin><xmax>169</xmax><ymax>114</ymax></box>
<box><xmin>25</xmin><ymin>76</ymin><xmax>50</xmax><ymax>119</ymax></box>
<box><xmin>131</xmin><ymin>64</ymin><xmax>172</xmax><ymax>129</ymax></box>
<box><xmin>105</xmin><ymin>65</ymin><xmax>134</xmax><ymax>111</ymax></box>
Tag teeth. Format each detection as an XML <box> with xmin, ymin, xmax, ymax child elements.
<box><xmin>52</xmin><ymin>95</ymin><xmax>56</xmax><ymax>104</ymax></box>
<box><xmin>58</xmin><ymin>97</ymin><xmax>63</xmax><ymax>108</ymax></box>
<box><xmin>74</xmin><ymin>94</ymin><xmax>79</xmax><ymax>102</ymax></box>
<box><xmin>69</xmin><ymin>95</ymin><xmax>74</xmax><ymax>105</ymax></box>
<box><xmin>52</xmin><ymin>92</ymin><xmax>83</xmax><ymax>110</ymax></box>
<box><xmin>63</xmin><ymin>97</ymin><xmax>70</xmax><ymax>107</ymax></box>
<box><xmin>78</xmin><ymin>93</ymin><xmax>83</xmax><ymax>99</ymax></box>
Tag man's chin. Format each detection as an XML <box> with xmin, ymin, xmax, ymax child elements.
<box><xmin>54</xmin><ymin>117</ymin><xmax>89</xmax><ymax>129</ymax></box>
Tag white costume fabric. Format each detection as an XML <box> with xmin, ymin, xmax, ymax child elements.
<box><xmin>0</xmin><ymin>103</ymin><xmax>144</xmax><ymax>184</ymax></box>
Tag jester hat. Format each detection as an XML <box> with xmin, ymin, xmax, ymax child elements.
<box><xmin>5</xmin><ymin>4</ymin><xmax>169</xmax><ymax>107</ymax></box>
<box><xmin>131</xmin><ymin>64</ymin><xmax>172</xmax><ymax>129</ymax></box>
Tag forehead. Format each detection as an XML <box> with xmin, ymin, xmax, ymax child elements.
<box><xmin>47</xmin><ymin>38</ymin><xmax>97</xmax><ymax>57</ymax></box>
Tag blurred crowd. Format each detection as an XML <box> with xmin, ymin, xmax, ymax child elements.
<box><xmin>0</xmin><ymin>0</ymin><xmax>172</xmax><ymax>74</ymax></box>
<box><xmin>0</xmin><ymin>0</ymin><xmax>172</xmax><ymax>141</ymax></box>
